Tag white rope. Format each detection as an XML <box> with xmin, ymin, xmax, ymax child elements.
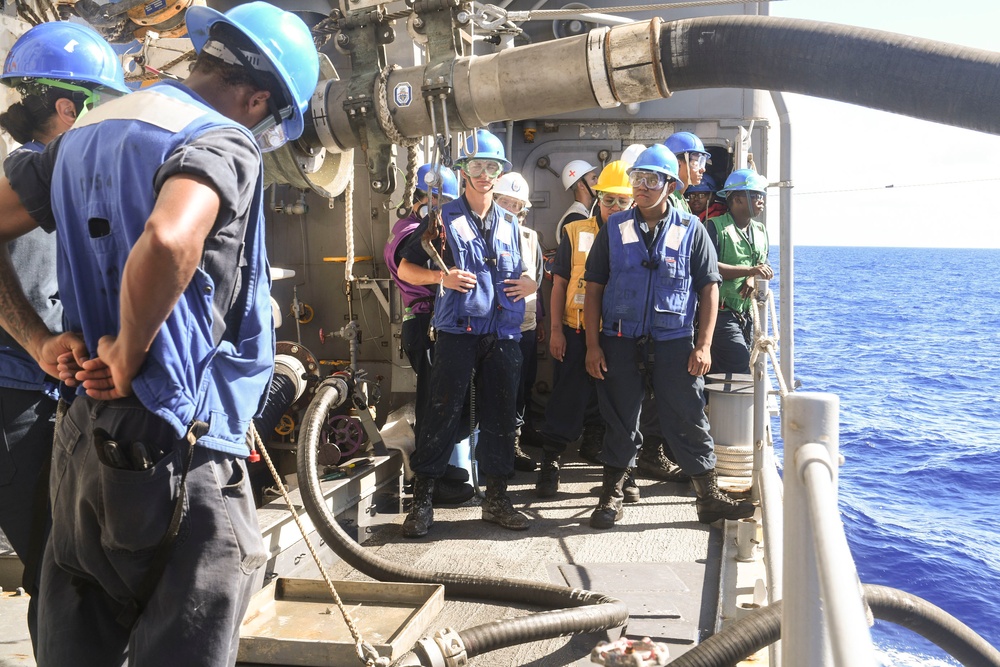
<box><xmin>250</xmin><ymin>423</ymin><xmax>390</xmax><ymax>666</ymax></box>
<box><xmin>749</xmin><ymin>289</ymin><xmax>790</xmax><ymax>398</ymax></box>
<box><xmin>344</xmin><ymin>172</ymin><xmax>356</xmax><ymax>283</ymax></box>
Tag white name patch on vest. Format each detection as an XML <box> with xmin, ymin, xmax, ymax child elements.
<box><xmin>620</xmin><ymin>220</ymin><xmax>640</xmax><ymax>245</ymax></box>
<box><xmin>577</xmin><ymin>231</ymin><xmax>595</xmax><ymax>254</ymax></box>
<box><xmin>451</xmin><ymin>216</ymin><xmax>477</xmax><ymax>242</ymax></box>
<box><xmin>665</xmin><ymin>224</ymin><xmax>685</xmax><ymax>251</ymax></box>
<box><xmin>494</xmin><ymin>220</ymin><xmax>513</xmax><ymax>246</ymax></box>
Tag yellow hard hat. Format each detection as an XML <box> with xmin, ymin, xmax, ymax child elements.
<box><xmin>595</xmin><ymin>160</ymin><xmax>632</xmax><ymax>195</ymax></box>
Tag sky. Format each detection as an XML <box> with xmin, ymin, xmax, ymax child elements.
<box><xmin>765</xmin><ymin>0</ymin><xmax>1000</xmax><ymax>247</ymax></box>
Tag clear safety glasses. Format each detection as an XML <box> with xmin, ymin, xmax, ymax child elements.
<box><xmin>629</xmin><ymin>170</ymin><xmax>666</xmax><ymax>190</ymax></box>
<box><xmin>680</xmin><ymin>152</ymin><xmax>708</xmax><ymax>170</ymax></box>
<box><xmin>463</xmin><ymin>159</ymin><xmax>504</xmax><ymax>179</ymax></box>
<box><xmin>685</xmin><ymin>192</ymin><xmax>710</xmax><ymax>200</ymax></box>
<box><xmin>598</xmin><ymin>194</ymin><xmax>633</xmax><ymax>209</ymax></box>
<box><xmin>733</xmin><ymin>191</ymin><xmax>766</xmax><ymax>202</ymax></box>
<box><xmin>251</xmin><ymin>104</ymin><xmax>293</xmax><ymax>153</ymax></box>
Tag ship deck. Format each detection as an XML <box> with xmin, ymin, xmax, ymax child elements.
<box><xmin>0</xmin><ymin>448</ymin><xmax>730</xmax><ymax>667</ymax></box>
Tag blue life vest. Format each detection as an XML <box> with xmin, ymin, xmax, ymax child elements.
<box><xmin>602</xmin><ymin>207</ymin><xmax>699</xmax><ymax>342</ymax></box>
<box><xmin>0</xmin><ymin>140</ymin><xmax>60</xmax><ymax>397</ymax></box>
<box><xmin>431</xmin><ymin>198</ymin><xmax>524</xmax><ymax>339</ymax></box>
<box><xmin>49</xmin><ymin>83</ymin><xmax>273</xmax><ymax>456</ymax></box>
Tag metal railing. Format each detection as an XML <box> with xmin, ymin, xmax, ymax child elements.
<box><xmin>749</xmin><ymin>281</ymin><xmax>877</xmax><ymax>666</ymax></box>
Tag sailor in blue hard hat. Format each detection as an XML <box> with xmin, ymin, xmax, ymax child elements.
<box><xmin>397</xmin><ymin>129</ymin><xmax>536</xmax><ymax>537</ymax></box>
<box><xmin>664</xmin><ymin>131</ymin><xmax>711</xmax><ymax>213</ymax></box>
<box><xmin>0</xmin><ymin>3</ymin><xmax>319</xmax><ymax>664</ymax></box>
<box><xmin>0</xmin><ymin>20</ymin><xmax>129</xmax><ymax>656</ymax></box>
<box><xmin>580</xmin><ymin>144</ymin><xmax>755</xmax><ymax>529</ymax></box>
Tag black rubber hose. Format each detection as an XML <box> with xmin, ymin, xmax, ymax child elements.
<box><xmin>665</xmin><ymin>584</ymin><xmax>1000</xmax><ymax>667</ymax></box>
<box><xmin>296</xmin><ymin>378</ymin><xmax>628</xmax><ymax>659</ymax></box>
<box><xmin>864</xmin><ymin>584</ymin><xmax>1000</xmax><ymax>667</ymax></box>
<box><xmin>659</xmin><ymin>15</ymin><xmax>1000</xmax><ymax>135</ymax></box>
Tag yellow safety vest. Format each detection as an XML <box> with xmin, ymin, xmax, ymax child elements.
<box><xmin>561</xmin><ymin>216</ymin><xmax>601</xmax><ymax>330</ymax></box>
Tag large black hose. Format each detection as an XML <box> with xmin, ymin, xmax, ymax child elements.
<box><xmin>665</xmin><ymin>584</ymin><xmax>1000</xmax><ymax>667</ymax></box>
<box><xmin>296</xmin><ymin>377</ymin><xmax>628</xmax><ymax>663</ymax></box>
<box><xmin>660</xmin><ymin>16</ymin><xmax>1000</xmax><ymax>135</ymax></box>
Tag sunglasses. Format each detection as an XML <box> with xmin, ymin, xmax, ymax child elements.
<box><xmin>598</xmin><ymin>194</ymin><xmax>633</xmax><ymax>209</ymax></box>
<box><xmin>463</xmin><ymin>159</ymin><xmax>504</xmax><ymax>179</ymax></box>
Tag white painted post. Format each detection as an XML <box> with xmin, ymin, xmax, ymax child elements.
<box><xmin>782</xmin><ymin>392</ymin><xmax>836</xmax><ymax>666</ymax></box>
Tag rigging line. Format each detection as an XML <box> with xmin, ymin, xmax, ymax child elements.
<box><xmin>509</xmin><ymin>0</ymin><xmax>781</xmax><ymax>19</ymax></box>
<box><xmin>384</xmin><ymin>0</ymin><xmax>779</xmax><ymax>23</ymax></box>
<box><xmin>794</xmin><ymin>176</ymin><xmax>1000</xmax><ymax>196</ymax></box>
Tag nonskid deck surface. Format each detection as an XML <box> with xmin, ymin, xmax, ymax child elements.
<box><xmin>0</xmin><ymin>453</ymin><xmax>721</xmax><ymax>667</ymax></box>
<box><xmin>312</xmin><ymin>451</ymin><xmax>721</xmax><ymax>666</ymax></box>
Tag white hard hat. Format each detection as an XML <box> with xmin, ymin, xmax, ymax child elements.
<box><xmin>561</xmin><ymin>159</ymin><xmax>598</xmax><ymax>190</ymax></box>
<box><xmin>495</xmin><ymin>172</ymin><xmax>532</xmax><ymax>208</ymax></box>
<box><xmin>620</xmin><ymin>143</ymin><xmax>647</xmax><ymax>168</ymax></box>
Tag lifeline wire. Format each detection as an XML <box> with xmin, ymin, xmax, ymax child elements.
<box><xmin>250</xmin><ymin>422</ymin><xmax>390</xmax><ymax>667</ymax></box>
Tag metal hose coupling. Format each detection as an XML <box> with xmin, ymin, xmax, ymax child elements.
<box><xmin>413</xmin><ymin>628</ymin><xmax>468</xmax><ymax>667</ymax></box>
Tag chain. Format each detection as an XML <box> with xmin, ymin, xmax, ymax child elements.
<box><xmin>250</xmin><ymin>423</ymin><xmax>389</xmax><ymax>666</ymax></box>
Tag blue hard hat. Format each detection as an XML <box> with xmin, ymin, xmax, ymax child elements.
<box><xmin>1</xmin><ymin>21</ymin><xmax>130</xmax><ymax>94</ymax></box>
<box><xmin>664</xmin><ymin>131</ymin><xmax>710</xmax><ymax>157</ymax></box>
<box><xmin>686</xmin><ymin>173</ymin><xmax>718</xmax><ymax>194</ymax></box>
<box><xmin>627</xmin><ymin>144</ymin><xmax>680</xmax><ymax>183</ymax></box>
<box><xmin>417</xmin><ymin>164</ymin><xmax>459</xmax><ymax>200</ymax></box>
<box><xmin>186</xmin><ymin>1</ymin><xmax>319</xmax><ymax>142</ymax></box>
<box><xmin>457</xmin><ymin>129</ymin><xmax>512</xmax><ymax>172</ymax></box>
<box><xmin>717</xmin><ymin>169</ymin><xmax>769</xmax><ymax>197</ymax></box>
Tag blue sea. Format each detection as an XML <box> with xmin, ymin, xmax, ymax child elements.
<box><xmin>772</xmin><ymin>246</ymin><xmax>1000</xmax><ymax>666</ymax></box>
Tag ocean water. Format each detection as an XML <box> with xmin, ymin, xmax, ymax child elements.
<box><xmin>772</xmin><ymin>246</ymin><xmax>1000</xmax><ymax>666</ymax></box>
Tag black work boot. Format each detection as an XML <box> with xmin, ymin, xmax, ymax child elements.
<box><xmin>590</xmin><ymin>466</ymin><xmax>627</xmax><ymax>529</ymax></box>
<box><xmin>637</xmin><ymin>441</ymin><xmax>691</xmax><ymax>483</ymax></box>
<box><xmin>622</xmin><ymin>468</ymin><xmax>640</xmax><ymax>503</ymax></box>
<box><xmin>690</xmin><ymin>469</ymin><xmax>755</xmax><ymax>523</ymax></box>
<box><xmin>535</xmin><ymin>453</ymin><xmax>560</xmax><ymax>498</ymax></box>
<box><xmin>482</xmin><ymin>476</ymin><xmax>529</xmax><ymax>530</ymax></box>
<box><xmin>402</xmin><ymin>476</ymin><xmax>435</xmax><ymax>537</ymax></box>
<box><xmin>578</xmin><ymin>423</ymin><xmax>605</xmax><ymax>465</ymax></box>
<box><xmin>513</xmin><ymin>433</ymin><xmax>537</xmax><ymax>472</ymax></box>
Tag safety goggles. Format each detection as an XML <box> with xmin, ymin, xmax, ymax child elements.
<box><xmin>463</xmin><ymin>159</ymin><xmax>504</xmax><ymax>179</ymax></box>
<box><xmin>495</xmin><ymin>194</ymin><xmax>526</xmax><ymax>215</ymax></box>
<box><xmin>679</xmin><ymin>152</ymin><xmax>708</xmax><ymax>170</ymax></box>
<box><xmin>629</xmin><ymin>170</ymin><xmax>667</xmax><ymax>190</ymax></box>
<box><xmin>598</xmin><ymin>194</ymin><xmax>633</xmax><ymax>209</ymax></box>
